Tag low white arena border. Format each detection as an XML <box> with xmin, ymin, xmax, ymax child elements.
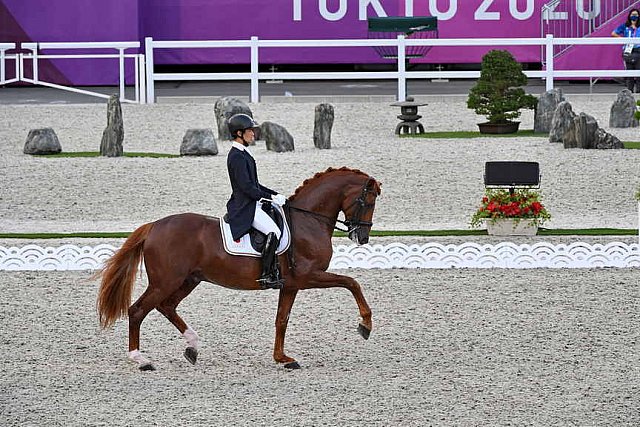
<box><xmin>1</xmin><ymin>242</ymin><xmax>639</xmax><ymax>271</ymax></box>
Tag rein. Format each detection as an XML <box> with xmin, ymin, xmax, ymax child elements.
<box><xmin>286</xmin><ymin>205</ymin><xmax>369</xmax><ymax>233</ymax></box>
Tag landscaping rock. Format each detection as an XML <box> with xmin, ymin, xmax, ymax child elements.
<box><xmin>214</xmin><ymin>97</ymin><xmax>253</xmax><ymax>141</ymax></box>
<box><xmin>100</xmin><ymin>94</ymin><xmax>124</xmax><ymax>157</ymax></box>
<box><xmin>563</xmin><ymin>113</ymin><xmax>623</xmax><ymax>149</ymax></box>
<box><xmin>593</xmin><ymin>128</ymin><xmax>624</xmax><ymax>149</ymax></box>
<box><xmin>565</xmin><ymin>113</ymin><xmax>599</xmax><ymax>149</ymax></box>
<box><xmin>609</xmin><ymin>89</ymin><xmax>638</xmax><ymax>128</ymax></box>
<box><xmin>23</xmin><ymin>128</ymin><xmax>62</xmax><ymax>155</ymax></box>
<box><xmin>260</xmin><ymin>121</ymin><xmax>294</xmax><ymax>152</ymax></box>
<box><xmin>313</xmin><ymin>103</ymin><xmax>334</xmax><ymax>149</ymax></box>
<box><xmin>549</xmin><ymin>101</ymin><xmax>576</xmax><ymax>143</ymax></box>
<box><xmin>180</xmin><ymin>129</ymin><xmax>218</xmax><ymax>156</ymax></box>
<box><xmin>534</xmin><ymin>88</ymin><xmax>565</xmax><ymax>133</ymax></box>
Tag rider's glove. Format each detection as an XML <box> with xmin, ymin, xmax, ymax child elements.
<box><xmin>272</xmin><ymin>194</ymin><xmax>288</xmax><ymax>206</ymax></box>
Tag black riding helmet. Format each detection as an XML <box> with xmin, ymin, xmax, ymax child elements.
<box><xmin>228</xmin><ymin>114</ymin><xmax>259</xmax><ymax>139</ymax></box>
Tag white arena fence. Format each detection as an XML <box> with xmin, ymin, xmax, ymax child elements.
<box><xmin>144</xmin><ymin>35</ymin><xmax>640</xmax><ymax>103</ymax></box>
<box><xmin>3</xmin><ymin>36</ymin><xmax>640</xmax><ymax>104</ymax></box>
<box><xmin>1</xmin><ymin>242</ymin><xmax>639</xmax><ymax>271</ymax></box>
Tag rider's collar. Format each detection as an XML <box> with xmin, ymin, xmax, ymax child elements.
<box><xmin>232</xmin><ymin>141</ymin><xmax>254</xmax><ymax>158</ymax></box>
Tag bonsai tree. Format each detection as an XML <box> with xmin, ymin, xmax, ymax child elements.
<box><xmin>467</xmin><ymin>49</ymin><xmax>537</xmax><ymax>126</ymax></box>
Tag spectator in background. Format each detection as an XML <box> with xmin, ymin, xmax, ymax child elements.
<box><xmin>612</xmin><ymin>9</ymin><xmax>640</xmax><ymax>92</ymax></box>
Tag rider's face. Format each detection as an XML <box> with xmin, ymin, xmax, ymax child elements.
<box><xmin>242</xmin><ymin>128</ymin><xmax>255</xmax><ymax>143</ymax></box>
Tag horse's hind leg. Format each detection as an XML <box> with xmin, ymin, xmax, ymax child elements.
<box><xmin>127</xmin><ymin>286</ymin><xmax>168</xmax><ymax>371</ymax></box>
<box><xmin>156</xmin><ymin>275</ymin><xmax>201</xmax><ymax>365</ymax></box>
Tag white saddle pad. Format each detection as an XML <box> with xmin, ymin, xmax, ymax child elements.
<box><xmin>220</xmin><ymin>204</ymin><xmax>291</xmax><ymax>257</ymax></box>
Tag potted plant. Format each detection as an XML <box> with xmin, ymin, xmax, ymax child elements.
<box><xmin>467</xmin><ymin>49</ymin><xmax>537</xmax><ymax>134</ymax></box>
<box><xmin>470</xmin><ymin>188</ymin><xmax>551</xmax><ymax>236</ymax></box>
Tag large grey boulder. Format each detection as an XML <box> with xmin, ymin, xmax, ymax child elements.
<box><xmin>180</xmin><ymin>129</ymin><xmax>218</xmax><ymax>156</ymax></box>
<box><xmin>609</xmin><ymin>89</ymin><xmax>638</xmax><ymax>128</ymax></box>
<box><xmin>563</xmin><ymin>113</ymin><xmax>623</xmax><ymax>149</ymax></box>
<box><xmin>565</xmin><ymin>113</ymin><xmax>599</xmax><ymax>149</ymax></box>
<box><xmin>24</xmin><ymin>128</ymin><xmax>62</xmax><ymax>155</ymax></box>
<box><xmin>260</xmin><ymin>121</ymin><xmax>294</xmax><ymax>152</ymax></box>
<box><xmin>593</xmin><ymin>128</ymin><xmax>624</xmax><ymax>149</ymax></box>
<box><xmin>549</xmin><ymin>101</ymin><xmax>576</xmax><ymax>143</ymax></box>
<box><xmin>534</xmin><ymin>89</ymin><xmax>565</xmax><ymax>133</ymax></box>
<box><xmin>100</xmin><ymin>94</ymin><xmax>124</xmax><ymax>157</ymax></box>
<box><xmin>313</xmin><ymin>103</ymin><xmax>334</xmax><ymax>149</ymax></box>
<box><xmin>214</xmin><ymin>97</ymin><xmax>253</xmax><ymax>141</ymax></box>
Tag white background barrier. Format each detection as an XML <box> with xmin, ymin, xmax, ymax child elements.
<box><xmin>0</xmin><ymin>42</ymin><xmax>18</xmax><ymax>85</ymax></box>
<box><xmin>145</xmin><ymin>35</ymin><xmax>640</xmax><ymax>103</ymax></box>
<box><xmin>2</xmin><ymin>42</ymin><xmax>143</xmax><ymax>103</ymax></box>
<box><xmin>1</xmin><ymin>242</ymin><xmax>639</xmax><ymax>271</ymax></box>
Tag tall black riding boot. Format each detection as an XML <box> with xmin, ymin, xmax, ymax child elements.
<box><xmin>258</xmin><ymin>232</ymin><xmax>284</xmax><ymax>290</ymax></box>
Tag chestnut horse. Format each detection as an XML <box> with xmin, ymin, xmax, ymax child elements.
<box><xmin>96</xmin><ymin>167</ymin><xmax>381</xmax><ymax>370</ymax></box>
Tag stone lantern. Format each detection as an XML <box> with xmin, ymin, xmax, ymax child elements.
<box><xmin>390</xmin><ymin>96</ymin><xmax>427</xmax><ymax>135</ymax></box>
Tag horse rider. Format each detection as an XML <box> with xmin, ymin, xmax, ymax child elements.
<box><xmin>226</xmin><ymin>113</ymin><xmax>287</xmax><ymax>289</ymax></box>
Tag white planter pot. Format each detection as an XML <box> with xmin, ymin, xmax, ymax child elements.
<box><xmin>486</xmin><ymin>218</ymin><xmax>538</xmax><ymax>236</ymax></box>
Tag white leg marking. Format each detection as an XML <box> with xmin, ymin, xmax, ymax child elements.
<box><xmin>128</xmin><ymin>349</ymin><xmax>152</xmax><ymax>366</ymax></box>
<box><xmin>183</xmin><ymin>327</ymin><xmax>200</xmax><ymax>350</ymax></box>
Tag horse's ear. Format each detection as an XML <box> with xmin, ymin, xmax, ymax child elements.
<box><xmin>368</xmin><ymin>178</ymin><xmax>382</xmax><ymax>195</ymax></box>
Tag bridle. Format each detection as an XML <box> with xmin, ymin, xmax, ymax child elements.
<box><xmin>284</xmin><ymin>177</ymin><xmax>377</xmax><ymax>271</ymax></box>
<box><xmin>286</xmin><ymin>177</ymin><xmax>377</xmax><ymax>234</ymax></box>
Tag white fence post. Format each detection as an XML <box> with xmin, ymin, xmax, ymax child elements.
<box><xmin>397</xmin><ymin>35</ymin><xmax>406</xmax><ymax>102</ymax></box>
<box><xmin>250</xmin><ymin>36</ymin><xmax>259</xmax><ymax>103</ymax></box>
<box><xmin>145</xmin><ymin>37</ymin><xmax>155</xmax><ymax>104</ymax></box>
<box><xmin>138</xmin><ymin>54</ymin><xmax>146</xmax><ymax>104</ymax></box>
<box><xmin>32</xmin><ymin>46</ymin><xmax>39</xmax><ymax>83</ymax></box>
<box><xmin>545</xmin><ymin>34</ymin><xmax>554</xmax><ymax>91</ymax></box>
<box><xmin>0</xmin><ymin>49</ymin><xmax>4</xmax><ymax>83</ymax></box>
<box><xmin>118</xmin><ymin>48</ymin><xmax>125</xmax><ymax>101</ymax></box>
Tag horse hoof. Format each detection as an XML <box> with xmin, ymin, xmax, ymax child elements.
<box><xmin>139</xmin><ymin>363</ymin><xmax>156</xmax><ymax>371</ymax></box>
<box><xmin>184</xmin><ymin>347</ymin><xmax>198</xmax><ymax>365</ymax></box>
<box><xmin>284</xmin><ymin>361</ymin><xmax>301</xmax><ymax>370</ymax></box>
<box><xmin>358</xmin><ymin>324</ymin><xmax>371</xmax><ymax>340</ymax></box>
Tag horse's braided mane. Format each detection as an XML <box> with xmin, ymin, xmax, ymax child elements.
<box><xmin>289</xmin><ymin>167</ymin><xmax>371</xmax><ymax>201</ymax></box>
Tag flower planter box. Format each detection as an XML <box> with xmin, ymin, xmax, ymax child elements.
<box><xmin>486</xmin><ymin>218</ymin><xmax>538</xmax><ymax>236</ymax></box>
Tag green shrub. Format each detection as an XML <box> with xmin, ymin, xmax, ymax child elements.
<box><xmin>467</xmin><ymin>49</ymin><xmax>537</xmax><ymax>124</ymax></box>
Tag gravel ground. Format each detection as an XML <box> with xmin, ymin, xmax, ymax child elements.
<box><xmin>1</xmin><ymin>96</ymin><xmax>639</xmax><ymax>234</ymax></box>
<box><xmin>0</xmin><ymin>268</ymin><xmax>639</xmax><ymax>426</ymax></box>
<box><xmin>1</xmin><ymin>97</ymin><xmax>639</xmax><ymax>426</ymax></box>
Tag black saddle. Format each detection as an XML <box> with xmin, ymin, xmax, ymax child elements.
<box><xmin>223</xmin><ymin>202</ymin><xmax>285</xmax><ymax>252</ymax></box>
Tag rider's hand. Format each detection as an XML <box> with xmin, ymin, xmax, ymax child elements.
<box><xmin>272</xmin><ymin>194</ymin><xmax>288</xmax><ymax>206</ymax></box>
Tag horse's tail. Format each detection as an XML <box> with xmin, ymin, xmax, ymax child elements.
<box><xmin>96</xmin><ymin>222</ymin><xmax>154</xmax><ymax>329</ymax></box>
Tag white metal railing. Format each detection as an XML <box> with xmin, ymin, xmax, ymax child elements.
<box><xmin>541</xmin><ymin>0</ymin><xmax>639</xmax><ymax>60</ymax></box>
<box><xmin>0</xmin><ymin>43</ymin><xmax>19</xmax><ymax>85</ymax></box>
<box><xmin>145</xmin><ymin>35</ymin><xmax>640</xmax><ymax>103</ymax></box>
<box><xmin>15</xmin><ymin>41</ymin><xmax>144</xmax><ymax>103</ymax></box>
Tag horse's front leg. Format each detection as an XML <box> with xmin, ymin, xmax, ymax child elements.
<box><xmin>273</xmin><ymin>288</ymin><xmax>300</xmax><ymax>369</ymax></box>
<box><xmin>305</xmin><ymin>271</ymin><xmax>372</xmax><ymax>340</ymax></box>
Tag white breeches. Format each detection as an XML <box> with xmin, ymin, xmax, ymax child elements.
<box><xmin>252</xmin><ymin>202</ymin><xmax>281</xmax><ymax>240</ymax></box>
